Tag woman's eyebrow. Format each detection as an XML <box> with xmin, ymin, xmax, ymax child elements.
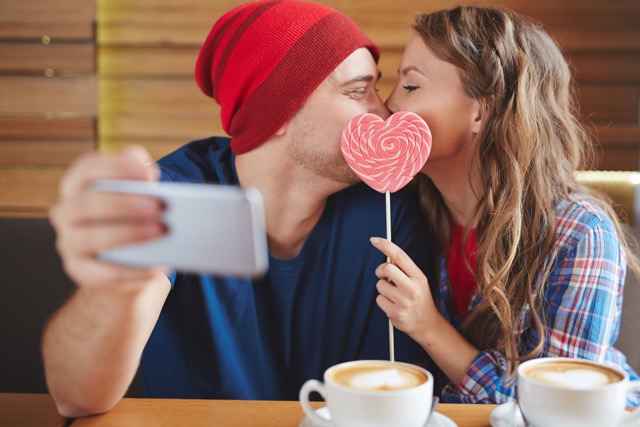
<box><xmin>400</xmin><ymin>65</ymin><xmax>426</xmax><ymax>77</ymax></box>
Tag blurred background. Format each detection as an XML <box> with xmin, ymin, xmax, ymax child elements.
<box><xmin>1</xmin><ymin>0</ymin><xmax>638</xmax><ymax>216</ymax></box>
<box><xmin>0</xmin><ymin>0</ymin><xmax>638</xmax><ymax>394</ymax></box>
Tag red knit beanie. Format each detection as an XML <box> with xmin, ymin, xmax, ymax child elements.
<box><xmin>195</xmin><ymin>0</ymin><xmax>380</xmax><ymax>154</ymax></box>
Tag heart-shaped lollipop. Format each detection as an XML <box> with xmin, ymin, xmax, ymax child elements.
<box><xmin>341</xmin><ymin>111</ymin><xmax>431</xmax><ymax>363</ymax></box>
<box><xmin>341</xmin><ymin>111</ymin><xmax>432</xmax><ymax>193</ymax></box>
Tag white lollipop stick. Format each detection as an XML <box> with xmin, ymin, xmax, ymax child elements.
<box><xmin>341</xmin><ymin>111</ymin><xmax>432</xmax><ymax>362</ymax></box>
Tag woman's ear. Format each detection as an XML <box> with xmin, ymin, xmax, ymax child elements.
<box><xmin>471</xmin><ymin>96</ymin><xmax>494</xmax><ymax>135</ymax></box>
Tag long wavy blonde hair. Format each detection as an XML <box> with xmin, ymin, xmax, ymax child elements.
<box><xmin>412</xmin><ymin>6</ymin><xmax>640</xmax><ymax>379</ymax></box>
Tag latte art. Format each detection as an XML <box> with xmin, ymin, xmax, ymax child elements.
<box><xmin>349</xmin><ymin>368</ymin><xmax>422</xmax><ymax>390</ymax></box>
<box><xmin>331</xmin><ymin>362</ymin><xmax>427</xmax><ymax>391</ymax></box>
<box><xmin>523</xmin><ymin>360</ymin><xmax>623</xmax><ymax>389</ymax></box>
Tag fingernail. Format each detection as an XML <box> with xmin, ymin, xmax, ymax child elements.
<box><xmin>370</xmin><ymin>237</ymin><xmax>381</xmax><ymax>245</ymax></box>
<box><xmin>146</xmin><ymin>163</ymin><xmax>161</xmax><ymax>181</ymax></box>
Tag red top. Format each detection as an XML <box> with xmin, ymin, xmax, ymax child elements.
<box><xmin>446</xmin><ymin>224</ymin><xmax>478</xmax><ymax>317</ymax></box>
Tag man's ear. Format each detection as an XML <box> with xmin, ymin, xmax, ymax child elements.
<box><xmin>274</xmin><ymin>123</ymin><xmax>287</xmax><ymax>136</ymax></box>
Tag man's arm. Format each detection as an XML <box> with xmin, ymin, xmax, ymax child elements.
<box><xmin>43</xmin><ymin>146</ymin><xmax>169</xmax><ymax>417</ymax></box>
<box><xmin>42</xmin><ymin>277</ymin><xmax>170</xmax><ymax>417</ymax></box>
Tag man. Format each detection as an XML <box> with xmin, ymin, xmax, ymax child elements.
<box><xmin>43</xmin><ymin>0</ymin><xmax>433</xmax><ymax>417</ymax></box>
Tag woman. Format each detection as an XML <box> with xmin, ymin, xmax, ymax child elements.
<box><xmin>371</xmin><ymin>6</ymin><xmax>640</xmax><ymax>404</ymax></box>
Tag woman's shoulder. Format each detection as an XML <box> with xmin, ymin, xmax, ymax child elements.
<box><xmin>554</xmin><ymin>196</ymin><xmax>620</xmax><ymax>252</ymax></box>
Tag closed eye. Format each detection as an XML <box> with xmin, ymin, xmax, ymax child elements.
<box><xmin>403</xmin><ymin>85</ymin><xmax>419</xmax><ymax>93</ymax></box>
<box><xmin>345</xmin><ymin>86</ymin><xmax>373</xmax><ymax>100</ymax></box>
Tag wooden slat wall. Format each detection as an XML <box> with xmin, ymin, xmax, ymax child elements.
<box><xmin>2</xmin><ymin>0</ymin><xmax>638</xmax><ymax>215</ymax></box>
<box><xmin>98</xmin><ymin>0</ymin><xmax>640</xmax><ymax>171</ymax></box>
<box><xmin>0</xmin><ymin>0</ymin><xmax>96</xmax><ymax>216</ymax></box>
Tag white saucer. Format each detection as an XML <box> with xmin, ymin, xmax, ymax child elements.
<box><xmin>299</xmin><ymin>406</ymin><xmax>458</xmax><ymax>427</ymax></box>
<box><xmin>490</xmin><ymin>401</ymin><xmax>640</xmax><ymax>427</ymax></box>
<box><xmin>489</xmin><ymin>402</ymin><xmax>526</xmax><ymax>427</ymax></box>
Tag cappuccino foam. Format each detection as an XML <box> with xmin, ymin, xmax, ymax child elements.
<box><xmin>522</xmin><ymin>360</ymin><xmax>623</xmax><ymax>389</ymax></box>
<box><xmin>331</xmin><ymin>363</ymin><xmax>426</xmax><ymax>391</ymax></box>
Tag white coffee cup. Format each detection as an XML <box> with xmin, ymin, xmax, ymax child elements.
<box><xmin>299</xmin><ymin>360</ymin><xmax>433</xmax><ymax>427</ymax></box>
<box><xmin>517</xmin><ymin>357</ymin><xmax>640</xmax><ymax>427</ymax></box>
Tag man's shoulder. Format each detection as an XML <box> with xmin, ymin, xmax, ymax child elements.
<box><xmin>157</xmin><ymin>136</ymin><xmax>236</xmax><ymax>184</ymax></box>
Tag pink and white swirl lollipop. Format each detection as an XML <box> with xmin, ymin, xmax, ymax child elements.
<box><xmin>341</xmin><ymin>111</ymin><xmax>432</xmax><ymax>193</ymax></box>
<box><xmin>341</xmin><ymin>111</ymin><xmax>431</xmax><ymax>363</ymax></box>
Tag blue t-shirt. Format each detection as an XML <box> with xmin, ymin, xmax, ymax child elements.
<box><xmin>141</xmin><ymin>137</ymin><xmax>434</xmax><ymax>400</ymax></box>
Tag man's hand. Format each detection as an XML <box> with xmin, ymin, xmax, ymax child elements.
<box><xmin>49</xmin><ymin>146</ymin><xmax>166</xmax><ymax>292</ymax></box>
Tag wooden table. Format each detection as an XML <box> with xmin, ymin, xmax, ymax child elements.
<box><xmin>0</xmin><ymin>393</ymin><xmax>496</xmax><ymax>426</ymax></box>
<box><xmin>71</xmin><ymin>398</ymin><xmax>496</xmax><ymax>427</ymax></box>
<box><xmin>0</xmin><ymin>393</ymin><xmax>68</xmax><ymax>427</ymax></box>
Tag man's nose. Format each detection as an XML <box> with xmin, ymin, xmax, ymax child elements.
<box><xmin>370</xmin><ymin>96</ymin><xmax>390</xmax><ymax>119</ymax></box>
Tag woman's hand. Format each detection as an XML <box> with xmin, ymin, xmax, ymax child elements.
<box><xmin>371</xmin><ymin>237</ymin><xmax>481</xmax><ymax>386</ymax></box>
<box><xmin>370</xmin><ymin>237</ymin><xmax>440</xmax><ymax>338</ymax></box>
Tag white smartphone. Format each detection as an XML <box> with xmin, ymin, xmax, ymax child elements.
<box><xmin>92</xmin><ymin>179</ymin><xmax>269</xmax><ymax>278</ymax></box>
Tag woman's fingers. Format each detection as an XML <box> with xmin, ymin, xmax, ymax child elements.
<box><xmin>375</xmin><ymin>277</ymin><xmax>416</xmax><ymax>332</ymax></box>
<box><xmin>376</xmin><ymin>275</ymin><xmax>401</xmax><ymax>301</ymax></box>
<box><xmin>371</xmin><ymin>237</ymin><xmax>435</xmax><ymax>336</ymax></box>
<box><xmin>370</xmin><ymin>237</ymin><xmax>425</xmax><ymax>279</ymax></box>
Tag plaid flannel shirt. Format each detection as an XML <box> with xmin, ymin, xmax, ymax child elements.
<box><xmin>438</xmin><ymin>198</ymin><xmax>639</xmax><ymax>406</ymax></box>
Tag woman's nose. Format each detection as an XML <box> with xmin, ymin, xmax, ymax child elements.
<box><xmin>384</xmin><ymin>91</ymin><xmax>397</xmax><ymax>115</ymax></box>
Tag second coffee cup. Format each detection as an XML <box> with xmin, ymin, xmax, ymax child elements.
<box><xmin>517</xmin><ymin>357</ymin><xmax>640</xmax><ymax>427</ymax></box>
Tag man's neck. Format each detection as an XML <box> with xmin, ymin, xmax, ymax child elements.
<box><xmin>235</xmin><ymin>149</ymin><xmax>343</xmax><ymax>260</ymax></box>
